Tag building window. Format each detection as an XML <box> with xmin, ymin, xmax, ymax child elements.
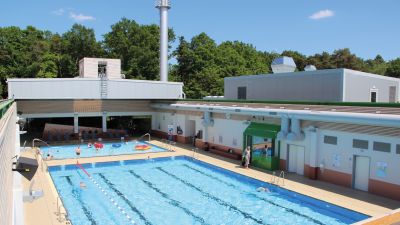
<box><xmin>373</xmin><ymin>141</ymin><xmax>391</xmax><ymax>153</ymax></box>
<box><xmin>218</xmin><ymin>135</ymin><xmax>223</xmax><ymax>143</ymax></box>
<box><xmin>324</xmin><ymin>135</ymin><xmax>337</xmax><ymax>145</ymax></box>
<box><xmin>396</xmin><ymin>144</ymin><xmax>400</xmax><ymax>154</ymax></box>
<box><xmin>238</xmin><ymin>86</ymin><xmax>247</xmax><ymax>100</ymax></box>
<box><xmin>232</xmin><ymin>138</ymin><xmax>237</xmax><ymax>146</ymax></box>
<box><xmin>98</xmin><ymin>61</ymin><xmax>107</xmax><ymax>78</ymax></box>
<box><xmin>389</xmin><ymin>86</ymin><xmax>397</xmax><ymax>103</ymax></box>
<box><xmin>370</xmin><ymin>90</ymin><xmax>377</xmax><ymax>102</ymax></box>
<box><xmin>353</xmin><ymin>139</ymin><xmax>368</xmax><ymax>149</ymax></box>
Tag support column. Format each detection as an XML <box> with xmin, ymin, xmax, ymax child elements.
<box><xmin>308</xmin><ymin>126</ymin><xmax>318</xmax><ymax>179</ymax></box>
<box><xmin>102</xmin><ymin>112</ymin><xmax>107</xmax><ymax>133</ymax></box>
<box><xmin>73</xmin><ymin>114</ymin><xmax>79</xmax><ymax>134</ymax></box>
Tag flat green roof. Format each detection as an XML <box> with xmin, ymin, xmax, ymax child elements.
<box><xmin>178</xmin><ymin>99</ymin><xmax>400</xmax><ymax>108</ymax></box>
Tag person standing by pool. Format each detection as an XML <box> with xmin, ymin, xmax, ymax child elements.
<box><xmin>244</xmin><ymin>146</ymin><xmax>251</xmax><ymax>169</ymax></box>
<box><xmin>75</xmin><ymin>146</ymin><xmax>81</xmax><ymax>157</ymax></box>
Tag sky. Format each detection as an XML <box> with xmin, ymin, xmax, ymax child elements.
<box><xmin>1</xmin><ymin>0</ymin><xmax>400</xmax><ymax>61</ymax></box>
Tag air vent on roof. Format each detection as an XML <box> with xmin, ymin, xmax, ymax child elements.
<box><xmin>271</xmin><ymin>56</ymin><xmax>296</xmax><ymax>73</ymax></box>
<box><xmin>304</xmin><ymin>65</ymin><xmax>317</xmax><ymax>71</ymax></box>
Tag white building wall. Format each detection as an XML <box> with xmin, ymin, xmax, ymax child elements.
<box><xmin>0</xmin><ymin>103</ymin><xmax>18</xmax><ymax>225</ymax></box>
<box><xmin>317</xmin><ymin>129</ymin><xmax>400</xmax><ymax>185</ymax></box>
<box><xmin>8</xmin><ymin>78</ymin><xmax>184</xmax><ymax>100</ymax></box>
<box><xmin>207</xmin><ymin>118</ymin><xmax>247</xmax><ymax>149</ymax></box>
<box><xmin>79</xmin><ymin>58</ymin><xmax>121</xmax><ymax>79</ymax></box>
<box><xmin>107</xmin><ymin>80</ymin><xmax>183</xmax><ymax>99</ymax></box>
<box><xmin>154</xmin><ymin>112</ymin><xmax>247</xmax><ymax>150</ymax></box>
<box><xmin>344</xmin><ymin>69</ymin><xmax>400</xmax><ymax>102</ymax></box>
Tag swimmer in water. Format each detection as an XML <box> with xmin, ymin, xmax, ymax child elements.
<box><xmin>256</xmin><ymin>187</ymin><xmax>270</xmax><ymax>192</ymax></box>
<box><xmin>80</xmin><ymin>181</ymin><xmax>87</xmax><ymax>189</ymax></box>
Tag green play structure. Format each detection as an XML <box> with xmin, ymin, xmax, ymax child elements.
<box><xmin>242</xmin><ymin>122</ymin><xmax>281</xmax><ymax>171</ymax></box>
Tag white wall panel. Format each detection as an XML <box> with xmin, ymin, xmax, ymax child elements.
<box><xmin>317</xmin><ymin>129</ymin><xmax>400</xmax><ymax>185</ymax></box>
<box><xmin>0</xmin><ymin>103</ymin><xmax>18</xmax><ymax>225</ymax></box>
<box><xmin>8</xmin><ymin>78</ymin><xmax>183</xmax><ymax>100</ymax></box>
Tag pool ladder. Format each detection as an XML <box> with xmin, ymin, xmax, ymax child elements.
<box><xmin>192</xmin><ymin>147</ymin><xmax>199</xmax><ymax>159</ymax></box>
<box><xmin>56</xmin><ymin>196</ymin><xmax>70</xmax><ymax>223</ymax></box>
<box><xmin>32</xmin><ymin>138</ymin><xmax>50</xmax><ymax>148</ymax></box>
<box><xmin>138</xmin><ymin>133</ymin><xmax>151</xmax><ymax>142</ymax></box>
<box><xmin>271</xmin><ymin>171</ymin><xmax>285</xmax><ymax>186</ymax></box>
<box><xmin>162</xmin><ymin>139</ymin><xmax>176</xmax><ymax>151</ymax></box>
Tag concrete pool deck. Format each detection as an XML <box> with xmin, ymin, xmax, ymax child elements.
<box><xmin>22</xmin><ymin>139</ymin><xmax>400</xmax><ymax>225</ymax></box>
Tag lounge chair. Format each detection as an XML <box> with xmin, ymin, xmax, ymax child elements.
<box><xmin>56</xmin><ymin>132</ymin><xmax>62</xmax><ymax>141</ymax></box>
<box><xmin>47</xmin><ymin>132</ymin><xmax>53</xmax><ymax>142</ymax></box>
<box><xmin>82</xmin><ymin>131</ymin><xmax>89</xmax><ymax>140</ymax></box>
<box><xmin>107</xmin><ymin>132</ymin><xmax>114</xmax><ymax>139</ymax></box>
<box><xmin>64</xmin><ymin>132</ymin><xmax>70</xmax><ymax>141</ymax></box>
<box><xmin>23</xmin><ymin>180</ymin><xmax>44</xmax><ymax>202</ymax></box>
<box><xmin>91</xmin><ymin>131</ymin><xmax>96</xmax><ymax>140</ymax></box>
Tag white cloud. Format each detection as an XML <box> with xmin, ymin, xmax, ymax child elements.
<box><xmin>69</xmin><ymin>12</ymin><xmax>95</xmax><ymax>22</ymax></box>
<box><xmin>52</xmin><ymin>8</ymin><xmax>65</xmax><ymax>16</ymax></box>
<box><xmin>309</xmin><ymin>9</ymin><xmax>334</xmax><ymax>20</ymax></box>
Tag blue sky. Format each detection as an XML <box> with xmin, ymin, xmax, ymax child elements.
<box><xmin>1</xmin><ymin>0</ymin><xmax>399</xmax><ymax>60</ymax></box>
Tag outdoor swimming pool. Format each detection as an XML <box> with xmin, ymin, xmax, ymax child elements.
<box><xmin>49</xmin><ymin>156</ymin><xmax>368</xmax><ymax>225</ymax></box>
<box><xmin>41</xmin><ymin>141</ymin><xmax>167</xmax><ymax>159</ymax></box>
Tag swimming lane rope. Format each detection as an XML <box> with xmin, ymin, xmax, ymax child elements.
<box><xmin>76</xmin><ymin>161</ymin><xmax>136</xmax><ymax>224</ymax></box>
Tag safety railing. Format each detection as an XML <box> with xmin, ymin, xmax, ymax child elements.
<box><xmin>56</xmin><ymin>196</ymin><xmax>69</xmax><ymax>223</ymax></box>
<box><xmin>0</xmin><ymin>99</ymin><xmax>14</xmax><ymax>120</ymax></box>
<box><xmin>192</xmin><ymin>147</ymin><xmax>199</xmax><ymax>159</ymax></box>
<box><xmin>270</xmin><ymin>170</ymin><xmax>285</xmax><ymax>186</ymax></box>
<box><xmin>138</xmin><ymin>133</ymin><xmax>151</xmax><ymax>142</ymax></box>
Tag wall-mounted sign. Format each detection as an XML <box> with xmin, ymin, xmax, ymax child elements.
<box><xmin>376</xmin><ymin>162</ymin><xmax>388</xmax><ymax>178</ymax></box>
<box><xmin>332</xmin><ymin>154</ymin><xmax>341</xmax><ymax>168</ymax></box>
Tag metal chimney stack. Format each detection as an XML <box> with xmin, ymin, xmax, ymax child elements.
<box><xmin>156</xmin><ymin>0</ymin><xmax>170</xmax><ymax>82</ymax></box>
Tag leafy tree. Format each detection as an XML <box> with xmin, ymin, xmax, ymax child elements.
<box><xmin>37</xmin><ymin>53</ymin><xmax>58</xmax><ymax>78</ymax></box>
<box><xmin>331</xmin><ymin>48</ymin><xmax>365</xmax><ymax>70</ymax></box>
<box><xmin>103</xmin><ymin>18</ymin><xmax>175</xmax><ymax>80</ymax></box>
<box><xmin>307</xmin><ymin>51</ymin><xmax>335</xmax><ymax>69</ymax></box>
<box><xmin>61</xmin><ymin>24</ymin><xmax>104</xmax><ymax>77</ymax></box>
<box><xmin>365</xmin><ymin>55</ymin><xmax>387</xmax><ymax>75</ymax></box>
<box><xmin>174</xmin><ymin>33</ymin><xmax>273</xmax><ymax>98</ymax></box>
<box><xmin>386</xmin><ymin>58</ymin><xmax>400</xmax><ymax>78</ymax></box>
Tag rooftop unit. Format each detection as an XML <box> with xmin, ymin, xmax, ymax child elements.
<box><xmin>271</xmin><ymin>56</ymin><xmax>297</xmax><ymax>74</ymax></box>
<box><xmin>79</xmin><ymin>58</ymin><xmax>123</xmax><ymax>79</ymax></box>
<box><xmin>304</xmin><ymin>65</ymin><xmax>317</xmax><ymax>71</ymax></box>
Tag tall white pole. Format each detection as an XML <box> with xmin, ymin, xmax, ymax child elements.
<box><xmin>156</xmin><ymin>0</ymin><xmax>170</xmax><ymax>82</ymax></box>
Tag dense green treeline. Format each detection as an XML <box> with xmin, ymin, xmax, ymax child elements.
<box><xmin>1</xmin><ymin>19</ymin><xmax>400</xmax><ymax>98</ymax></box>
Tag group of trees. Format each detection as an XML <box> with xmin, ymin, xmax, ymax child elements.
<box><xmin>1</xmin><ymin>19</ymin><xmax>400</xmax><ymax>98</ymax></box>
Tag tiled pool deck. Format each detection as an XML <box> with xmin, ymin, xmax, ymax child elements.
<box><xmin>22</xmin><ymin>140</ymin><xmax>400</xmax><ymax>225</ymax></box>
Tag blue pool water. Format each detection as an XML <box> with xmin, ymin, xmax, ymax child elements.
<box><xmin>41</xmin><ymin>141</ymin><xmax>167</xmax><ymax>159</ymax></box>
<box><xmin>49</xmin><ymin>156</ymin><xmax>368</xmax><ymax>225</ymax></box>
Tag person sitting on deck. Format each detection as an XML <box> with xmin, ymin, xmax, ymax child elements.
<box><xmin>46</xmin><ymin>154</ymin><xmax>53</xmax><ymax>160</ymax></box>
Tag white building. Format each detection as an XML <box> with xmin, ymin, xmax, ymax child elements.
<box><xmin>224</xmin><ymin>57</ymin><xmax>400</xmax><ymax>103</ymax></box>
<box><xmin>79</xmin><ymin>58</ymin><xmax>122</xmax><ymax>79</ymax></box>
<box><xmin>151</xmin><ymin>100</ymin><xmax>400</xmax><ymax>201</ymax></box>
<box><xmin>5</xmin><ymin>57</ymin><xmax>400</xmax><ymax>204</ymax></box>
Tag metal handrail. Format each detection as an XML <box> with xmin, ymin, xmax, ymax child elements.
<box><xmin>138</xmin><ymin>133</ymin><xmax>151</xmax><ymax>142</ymax></box>
<box><xmin>277</xmin><ymin>171</ymin><xmax>285</xmax><ymax>186</ymax></box>
<box><xmin>192</xmin><ymin>147</ymin><xmax>199</xmax><ymax>159</ymax></box>
<box><xmin>270</xmin><ymin>171</ymin><xmax>285</xmax><ymax>186</ymax></box>
<box><xmin>270</xmin><ymin>171</ymin><xmax>276</xmax><ymax>184</ymax></box>
<box><xmin>32</xmin><ymin>138</ymin><xmax>50</xmax><ymax>148</ymax></box>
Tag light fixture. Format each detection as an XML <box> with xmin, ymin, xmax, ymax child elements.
<box><xmin>12</xmin><ymin>156</ymin><xmax>38</xmax><ymax>181</ymax></box>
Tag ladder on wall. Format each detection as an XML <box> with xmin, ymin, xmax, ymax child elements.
<box><xmin>100</xmin><ymin>75</ymin><xmax>108</xmax><ymax>99</ymax></box>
